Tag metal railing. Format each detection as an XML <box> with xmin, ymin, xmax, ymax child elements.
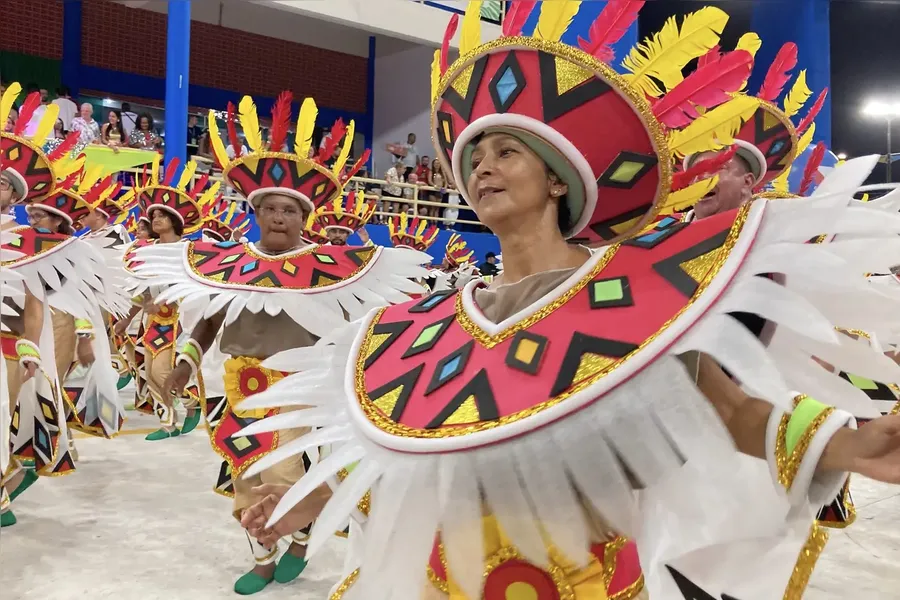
<box><xmin>118</xmin><ymin>161</ymin><xmax>484</xmax><ymax>229</ymax></box>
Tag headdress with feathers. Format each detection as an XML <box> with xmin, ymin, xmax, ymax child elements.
<box><xmin>207</xmin><ymin>91</ymin><xmax>371</xmax><ymax>214</ymax></box>
<box><xmin>313</xmin><ymin>190</ymin><xmax>377</xmax><ymax>233</ymax></box>
<box><xmin>32</xmin><ymin>162</ymin><xmax>123</xmax><ymax>226</ymax></box>
<box><xmin>388</xmin><ymin>213</ymin><xmax>439</xmax><ymax>252</ymax></box>
<box><xmin>1</xmin><ymin>83</ymin><xmax>81</xmax><ymax>203</ymax></box>
<box><xmin>431</xmin><ymin>1</ymin><xmax>759</xmax><ymax>243</ymax></box>
<box><xmin>201</xmin><ymin>197</ymin><xmax>251</xmax><ymax>242</ymax></box>
<box><xmin>302</xmin><ymin>211</ymin><xmax>331</xmax><ymax>245</ymax></box>
<box><xmin>444</xmin><ymin>232</ymin><xmax>475</xmax><ymax>268</ymax></box>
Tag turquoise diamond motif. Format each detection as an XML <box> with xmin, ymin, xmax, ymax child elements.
<box><xmin>240</xmin><ymin>260</ymin><xmax>259</xmax><ymax>274</ymax></box>
<box><xmin>439</xmin><ymin>356</ymin><xmax>461</xmax><ymax>381</ymax></box>
<box><xmin>496</xmin><ymin>67</ymin><xmax>519</xmax><ymax>105</ymax></box>
<box><xmin>269</xmin><ymin>162</ymin><xmax>285</xmax><ymax>182</ymax></box>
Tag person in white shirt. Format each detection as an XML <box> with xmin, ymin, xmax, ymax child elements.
<box><xmin>22</xmin><ymin>83</ymin><xmax>48</xmax><ymax>138</ymax></box>
<box><xmin>51</xmin><ymin>87</ymin><xmax>78</xmax><ymax>131</ymax></box>
<box><xmin>400</xmin><ymin>132</ymin><xmax>418</xmax><ymax>177</ymax></box>
<box><xmin>69</xmin><ymin>103</ymin><xmax>101</xmax><ymax>151</ymax></box>
<box><xmin>120</xmin><ymin>102</ymin><xmax>138</xmax><ymax>137</ymax></box>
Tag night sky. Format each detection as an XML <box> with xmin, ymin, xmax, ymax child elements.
<box><xmin>639</xmin><ymin>0</ymin><xmax>900</xmax><ymax>183</ymax></box>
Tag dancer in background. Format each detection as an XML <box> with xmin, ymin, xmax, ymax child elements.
<box><xmin>129</xmin><ymin>92</ymin><xmax>426</xmax><ymax>595</ymax></box>
<box><xmin>312</xmin><ymin>190</ymin><xmax>376</xmax><ymax>246</ymax></box>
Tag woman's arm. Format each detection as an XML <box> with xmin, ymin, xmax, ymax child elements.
<box><xmin>101</xmin><ymin>123</ymin><xmax>110</xmax><ymax>143</ymax></box>
<box><xmin>22</xmin><ymin>290</ymin><xmax>43</xmax><ymax>347</ymax></box>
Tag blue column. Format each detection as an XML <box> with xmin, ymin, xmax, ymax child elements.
<box><xmin>365</xmin><ymin>36</ymin><xmax>377</xmax><ymax>174</ymax></box>
<box><xmin>61</xmin><ymin>0</ymin><xmax>82</xmax><ymax>95</ymax></box>
<box><xmin>749</xmin><ymin>0</ymin><xmax>831</xmax><ymax>146</ymax></box>
<box><xmin>164</xmin><ymin>0</ymin><xmax>191</xmax><ymax>167</ymax></box>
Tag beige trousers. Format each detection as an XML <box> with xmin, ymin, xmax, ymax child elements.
<box><xmin>144</xmin><ymin>347</ymin><xmax>175</xmax><ymax>426</ymax></box>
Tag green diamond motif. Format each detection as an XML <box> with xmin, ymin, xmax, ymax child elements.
<box><xmin>847</xmin><ymin>373</ymin><xmax>878</xmax><ymax>390</ymax></box>
<box><xmin>413</xmin><ymin>323</ymin><xmax>443</xmax><ymax>348</ymax></box>
<box><xmin>315</xmin><ymin>254</ymin><xmax>337</xmax><ymax>264</ymax></box>
<box><xmin>592</xmin><ymin>279</ymin><xmax>624</xmax><ymax>303</ymax></box>
<box><xmin>232</xmin><ymin>436</ymin><xmax>252</xmax><ymax>451</ymax></box>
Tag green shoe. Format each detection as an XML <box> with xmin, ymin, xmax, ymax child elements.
<box><xmin>20</xmin><ymin>458</ymin><xmax>35</xmax><ymax>469</ymax></box>
<box><xmin>180</xmin><ymin>410</ymin><xmax>201</xmax><ymax>435</ymax></box>
<box><xmin>234</xmin><ymin>571</ymin><xmax>273</xmax><ymax>595</ymax></box>
<box><xmin>116</xmin><ymin>373</ymin><xmax>133</xmax><ymax>390</ymax></box>
<box><xmin>9</xmin><ymin>469</ymin><xmax>38</xmax><ymax>503</ymax></box>
<box><xmin>0</xmin><ymin>511</ymin><xmax>16</xmax><ymax>527</ymax></box>
<box><xmin>274</xmin><ymin>553</ymin><xmax>308</xmax><ymax>584</ymax></box>
<box><xmin>144</xmin><ymin>428</ymin><xmax>180</xmax><ymax>441</ymax></box>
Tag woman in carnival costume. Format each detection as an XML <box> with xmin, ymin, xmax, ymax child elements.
<box><xmin>234</xmin><ymin>3</ymin><xmax>900</xmax><ymax>599</ymax></box>
<box><xmin>128</xmin><ymin>92</ymin><xmax>430</xmax><ymax>595</ymax></box>
<box><xmin>0</xmin><ymin>84</ymin><xmax>130</xmax><ymax>527</ymax></box>
<box><xmin>117</xmin><ymin>158</ymin><xmax>216</xmax><ymax>440</ymax></box>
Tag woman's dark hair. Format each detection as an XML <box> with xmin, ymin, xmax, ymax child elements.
<box><xmin>106</xmin><ymin>110</ymin><xmax>125</xmax><ymax>139</ymax></box>
<box><xmin>138</xmin><ymin>112</ymin><xmax>154</xmax><ymax>132</ymax></box>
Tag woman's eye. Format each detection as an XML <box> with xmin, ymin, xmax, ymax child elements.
<box><xmin>499</xmin><ymin>147</ymin><xmax>514</xmax><ymax>157</ymax></box>
<box><xmin>471</xmin><ymin>157</ymin><xmax>482</xmax><ymax>169</ymax></box>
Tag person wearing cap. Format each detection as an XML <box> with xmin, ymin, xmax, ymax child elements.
<box><xmin>234</xmin><ymin>4</ymin><xmax>900</xmax><ymax>600</ymax></box>
<box><xmin>0</xmin><ymin>168</ymin><xmax>25</xmax><ymax>219</ymax></box>
<box><xmin>312</xmin><ymin>190</ymin><xmax>377</xmax><ymax>247</ymax></box>
<box><xmin>127</xmin><ymin>92</ymin><xmax>427</xmax><ymax>595</ymax></box>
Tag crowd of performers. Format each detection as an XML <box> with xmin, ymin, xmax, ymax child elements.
<box><xmin>4</xmin><ymin>2</ymin><xmax>900</xmax><ymax>599</ymax></box>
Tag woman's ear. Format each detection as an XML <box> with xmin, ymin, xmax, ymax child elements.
<box><xmin>548</xmin><ymin>173</ymin><xmax>568</xmax><ymax>198</ymax></box>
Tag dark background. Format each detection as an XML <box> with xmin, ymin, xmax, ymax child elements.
<box><xmin>638</xmin><ymin>0</ymin><xmax>900</xmax><ymax>182</ymax></box>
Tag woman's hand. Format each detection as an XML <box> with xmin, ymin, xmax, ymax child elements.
<box><xmin>22</xmin><ymin>362</ymin><xmax>38</xmax><ymax>382</ymax></box>
<box><xmin>113</xmin><ymin>319</ymin><xmax>130</xmax><ymax>337</ymax></box>
<box><xmin>826</xmin><ymin>416</ymin><xmax>900</xmax><ymax>484</ymax></box>
<box><xmin>241</xmin><ymin>483</ymin><xmax>332</xmax><ymax>548</ymax></box>
<box><xmin>162</xmin><ymin>362</ymin><xmax>192</xmax><ymax>402</ymax></box>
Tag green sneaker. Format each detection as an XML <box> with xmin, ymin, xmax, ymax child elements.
<box><xmin>180</xmin><ymin>410</ymin><xmax>201</xmax><ymax>435</ymax></box>
<box><xmin>0</xmin><ymin>511</ymin><xmax>16</xmax><ymax>527</ymax></box>
<box><xmin>233</xmin><ymin>571</ymin><xmax>273</xmax><ymax>595</ymax></box>
<box><xmin>144</xmin><ymin>428</ymin><xmax>180</xmax><ymax>441</ymax></box>
<box><xmin>9</xmin><ymin>469</ymin><xmax>38</xmax><ymax>503</ymax></box>
<box><xmin>116</xmin><ymin>373</ymin><xmax>133</xmax><ymax>390</ymax></box>
<box><xmin>273</xmin><ymin>553</ymin><xmax>308</xmax><ymax>584</ymax></box>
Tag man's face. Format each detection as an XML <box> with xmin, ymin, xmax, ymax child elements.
<box><xmin>0</xmin><ymin>175</ymin><xmax>17</xmax><ymax>209</ymax></box>
<box><xmin>486</xmin><ymin>255</ymin><xmax>496</xmax><ymax>264</ymax></box>
<box><xmin>188</xmin><ymin>116</ymin><xmax>197</xmax><ymax>127</ymax></box>
<box><xmin>86</xmin><ymin>209</ymin><xmax>107</xmax><ymax>231</ymax></box>
<box><xmin>691</xmin><ymin>151</ymin><xmax>756</xmax><ymax>220</ymax></box>
<box><xmin>40</xmin><ymin>89</ymin><xmax>48</xmax><ymax>103</ymax></box>
<box><xmin>326</xmin><ymin>229</ymin><xmax>350</xmax><ymax>245</ymax></box>
<box><xmin>256</xmin><ymin>193</ymin><xmax>306</xmax><ymax>251</ymax></box>
<box><xmin>408</xmin><ymin>133</ymin><xmax>416</xmax><ymax>144</ymax></box>
<box><xmin>80</xmin><ymin>103</ymin><xmax>92</xmax><ymax>120</ymax></box>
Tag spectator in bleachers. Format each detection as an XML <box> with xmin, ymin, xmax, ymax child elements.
<box><xmin>52</xmin><ymin>86</ymin><xmax>77</xmax><ymax>131</ymax></box>
<box><xmin>401</xmin><ymin>132</ymin><xmax>419</xmax><ymax>178</ymax></box>
<box><xmin>23</xmin><ymin>83</ymin><xmax>51</xmax><ymax>138</ymax></box>
<box><xmin>187</xmin><ymin>114</ymin><xmax>204</xmax><ymax>148</ymax></box>
<box><xmin>478</xmin><ymin>252</ymin><xmax>500</xmax><ymax>277</ymax></box>
<box><xmin>129</xmin><ymin>113</ymin><xmax>161</xmax><ymax>151</ymax></box>
<box><xmin>70</xmin><ymin>103</ymin><xmax>102</xmax><ymax>150</ymax></box>
<box><xmin>42</xmin><ymin>118</ymin><xmax>67</xmax><ymax>154</ymax></box>
<box><xmin>102</xmin><ymin>110</ymin><xmax>126</xmax><ymax>151</ymax></box>
<box><xmin>121</xmin><ymin>102</ymin><xmax>138</xmax><ymax>136</ymax></box>
<box><xmin>415</xmin><ymin>155</ymin><xmax>430</xmax><ymax>182</ymax></box>
<box><xmin>3</xmin><ymin>106</ymin><xmax>16</xmax><ymax>133</ymax></box>
<box><xmin>403</xmin><ymin>171</ymin><xmax>418</xmax><ymax>214</ymax></box>
<box><xmin>427</xmin><ymin>158</ymin><xmax>445</xmax><ymax>220</ymax></box>
<box><xmin>383</xmin><ymin>158</ymin><xmax>405</xmax><ymax>216</ymax></box>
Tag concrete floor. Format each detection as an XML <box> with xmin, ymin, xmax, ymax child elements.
<box><xmin>1</xmin><ymin>409</ymin><xmax>898</xmax><ymax>599</ymax></box>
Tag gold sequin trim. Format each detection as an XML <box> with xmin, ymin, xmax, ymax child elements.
<box><xmin>758</xmin><ymin>99</ymin><xmax>801</xmax><ymax>170</ymax></box>
<box><xmin>753</xmin><ymin>191</ymin><xmax>796</xmax><ymax>200</ymax></box>
<box><xmin>355</xmin><ymin>203</ymin><xmax>752</xmax><ymax>439</ymax></box>
<box><xmin>775</xmin><ymin>402</ymin><xmax>835</xmax><ymax>491</ymax></box>
<box><xmin>836</xmin><ymin>328</ymin><xmax>871</xmax><ymax>341</ymax></box>
<box><xmin>328</xmin><ymin>568</ymin><xmax>359</xmax><ymax>600</ymax></box>
<box><xmin>784</xmin><ymin>523</ymin><xmax>828</xmax><ymax>600</ymax></box>
<box><xmin>431</xmin><ymin>36</ymin><xmax>673</xmax><ymax>241</ymax></box>
<box><xmin>223</xmin><ymin>151</ymin><xmax>341</xmax><ymax>193</ymax></box>
<box><xmin>483</xmin><ymin>546</ymin><xmax>576</xmax><ymax>600</ymax></box>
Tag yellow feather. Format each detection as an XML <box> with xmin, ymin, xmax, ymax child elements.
<box><xmin>238</xmin><ymin>96</ymin><xmax>262</xmax><ymax>152</ymax></box>
<box><xmin>150</xmin><ymin>153</ymin><xmax>161</xmax><ymax>185</ymax></box>
<box><xmin>198</xmin><ymin>181</ymin><xmax>221</xmax><ymax>209</ymax></box>
<box><xmin>81</xmin><ymin>165</ymin><xmax>104</xmax><ymax>194</ymax></box>
<box><xmin>623</xmin><ymin>6</ymin><xmax>729</xmax><ymax>98</ymax></box>
<box><xmin>770</xmin><ymin>166</ymin><xmax>790</xmax><ymax>194</ymax></box>
<box><xmin>861</xmin><ymin>192</ymin><xmax>869</xmax><ymax>202</ymax></box>
<box><xmin>224</xmin><ymin>201</ymin><xmax>237</xmax><ymax>225</ymax></box>
<box><xmin>431</xmin><ymin>49</ymin><xmax>441</xmax><ymax>101</ymax></box>
<box><xmin>119</xmin><ymin>189</ymin><xmax>135</xmax><ymax>209</ymax></box>
<box><xmin>795</xmin><ymin>122</ymin><xmax>816</xmax><ymax>158</ymax></box>
<box><xmin>659</xmin><ymin>176</ymin><xmax>719</xmax><ymax>214</ymax></box>
<box><xmin>735</xmin><ymin>32</ymin><xmax>762</xmax><ymax>58</ymax></box>
<box><xmin>207</xmin><ymin>109</ymin><xmax>228</xmax><ymax>167</ymax></box>
<box><xmin>31</xmin><ymin>103</ymin><xmax>59</xmax><ymax>146</ymax></box>
<box><xmin>459</xmin><ymin>1</ymin><xmax>483</xmax><ymax>54</ymax></box>
<box><xmin>669</xmin><ymin>96</ymin><xmax>760</xmax><ymax>157</ymax></box>
<box><xmin>0</xmin><ymin>82</ymin><xmax>21</xmax><ymax>125</ymax></box>
<box><xmin>177</xmin><ymin>161</ymin><xmax>197</xmax><ymax>191</ymax></box>
<box><xmin>334</xmin><ymin>119</ymin><xmax>355</xmax><ymax>175</ymax></box>
<box><xmin>533</xmin><ymin>0</ymin><xmax>581</xmax><ymax>42</ymax></box>
<box><xmin>783</xmin><ymin>70</ymin><xmax>812</xmax><ymax>118</ymax></box>
<box><xmin>294</xmin><ymin>98</ymin><xmax>318</xmax><ymax>159</ymax></box>
<box><xmin>56</xmin><ymin>155</ymin><xmax>85</xmax><ymax>180</ymax></box>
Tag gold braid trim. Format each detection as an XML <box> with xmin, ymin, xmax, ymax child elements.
<box><xmin>784</xmin><ymin>523</ymin><xmax>829</xmax><ymax>600</ymax></box>
<box><xmin>775</xmin><ymin>402</ymin><xmax>835</xmax><ymax>491</ymax></box>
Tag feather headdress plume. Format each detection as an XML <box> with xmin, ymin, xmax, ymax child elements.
<box><xmin>534</xmin><ymin>0</ymin><xmax>581</xmax><ymax>42</ymax></box>
<box><xmin>502</xmin><ymin>0</ymin><xmax>536</xmax><ymax>38</ymax></box>
<box><xmin>577</xmin><ymin>0</ymin><xmax>644</xmax><ymax>62</ymax></box>
<box><xmin>798</xmin><ymin>141</ymin><xmax>826</xmax><ymax>196</ymax></box>
<box><xmin>758</xmin><ymin>42</ymin><xmax>798</xmax><ymax>102</ymax></box>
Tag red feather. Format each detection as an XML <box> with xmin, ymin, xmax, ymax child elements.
<box><xmin>225</xmin><ymin>102</ymin><xmax>241</xmax><ymax>158</ymax></box>
<box><xmin>697</xmin><ymin>44</ymin><xmax>721</xmax><ymax>68</ymax></box>
<box><xmin>671</xmin><ymin>145</ymin><xmax>737</xmax><ymax>191</ymax></box>
<box><xmin>47</xmin><ymin>131</ymin><xmax>80</xmax><ymax>162</ymax></box>
<box><xmin>13</xmin><ymin>92</ymin><xmax>41</xmax><ymax>136</ymax></box>
<box><xmin>190</xmin><ymin>173</ymin><xmax>210</xmax><ymax>199</ymax></box>
<box><xmin>653</xmin><ymin>50</ymin><xmax>754</xmax><ymax>128</ymax></box>
<box><xmin>163</xmin><ymin>157</ymin><xmax>181</xmax><ymax>187</ymax></box>
<box><xmin>502</xmin><ymin>0</ymin><xmax>536</xmax><ymax>37</ymax></box>
<box><xmin>61</xmin><ymin>172</ymin><xmax>80</xmax><ymax>190</ymax></box>
<box><xmin>758</xmin><ymin>42</ymin><xmax>798</xmax><ymax>102</ymax></box>
<box><xmin>799</xmin><ymin>141</ymin><xmax>826</xmax><ymax>196</ymax></box>
<box><xmin>318</xmin><ymin>118</ymin><xmax>346</xmax><ymax>163</ymax></box>
<box><xmin>269</xmin><ymin>91</ymin><xmax>294</xmax><ymax>152</ymax></box>
<box><xmin>441</xmin><ymin>14</ymin><xmax>460</xmax><ymax>74</ymax></box>
<box><xmin>342</xmin><ymin>149</ymin><xmax>371</xmax><ymax>183</ymax></box>
<box><xmin>577</xmin><ymin>0</ymin><xmax>645</xmax><ymax>62</ymax></box>
<box><xmin>796</xmin><ymin>88</ymin><xmax>828</xmax><ymax>135</ymax></box>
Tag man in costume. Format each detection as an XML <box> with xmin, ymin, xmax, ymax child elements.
<box><xmin>117</xmin><ymin>159</ymin><xmax>214</xmax><ymax>440</ymax></box>
<box><xmin>129</xmin><ymin>92</ymin><xmax>426</xmax><ymax>595</ymax></box>
<box><xmin>0</xmin><ymin>83</ymin><xmax>129</xmax><ymax>527</ymax></box>
<box><xmin>312</xmin><ymin>190</ymin><xmax>376</xmax><ymax>246</ymax></box>
<box><xmin>234</xmin><ymin>4</ymin><xmax>900</xmax><ymax>600</ymax></box>
<box><xmin>431</xmin><ymin>232</ymin><xmax>480</xmax><ymax>292</ymax></box>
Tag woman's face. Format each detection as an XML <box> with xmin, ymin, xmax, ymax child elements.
<box><xmin>137</xmin><ymin>221</ymin><xmax>151</xmax><ymax>240</ymax></box>
<box><xmin>54</xmin><ymin>119</ymin><xmax>63</xmax><ymax>132</ymax></box>
<box><xmin>28</xmin><ymin>208</ymin><xmax>63</xmax><ymax>232</ymax></box>
<box><xmin>151</xmin><ymin>209</ymin><xmax>174</xmax><ymax>234</ymax></box>
<box><xmin>108</xmin><ymin>111</ymin><xmax>119</xmax><ymax>125</ymax></box>
<box><xmin>466</xmin><ymin>133</ymin><xmax>560</xmax><ymax>230</ymax></box>
<box><xmin>139</xmin><ymin>117</ymin><xmax>150</xmax><ymax>131</ymax></box>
